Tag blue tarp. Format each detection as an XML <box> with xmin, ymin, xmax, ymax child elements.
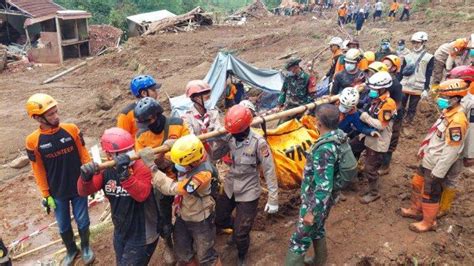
<box><xmin>170</xmin><ymin>52</ymin><xmax>284</xmax><ymax>117</ymax></box>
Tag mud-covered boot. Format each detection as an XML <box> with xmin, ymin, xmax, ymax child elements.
<box><xmin>238</xmin><ymin>253</ymin><xmax>248</xmax><ymax>266</ymax></box>
<box><xmin>359</xmin><ymin>181</ymin><xmax>380</xmax><ymax>204</ymax></box>
<box><xmin>400</xmin><ymin>173</ymin><xmax>423</xmax><ymax>219</ymax></box>
<box><xmin>60</xmin><ymin>230</ymin><xmax>79</xmax><ymax>266</ymax></box>
<box><xmin>437</xmin><ymin>188</ymin><xmax>457</xmax><ymax>218</ymax></box>
<box><xmin>377</xmin><ymin>153</ymin><xmax>392</xmax><ymax>176</ymax></box>
<box><xmin>284</xmin><ymin>249</ymin><xmax>304</xmax><ymax>266</ymax></box>
<box><xmin>79</xmin><ymin>227</ymin><xmax>95</xmax><ymax>265</ymax></box>
<box><xmin>304</xmin><ymin>237</ymin><xmax>328</xmax><ymax>266</ymax></box>
<box><xmin>409</xmin><ymin>203</ymin><xmax>439</xmax><ymax>233</ymax></box>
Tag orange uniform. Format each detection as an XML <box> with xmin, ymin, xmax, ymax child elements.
<box><xmin>116</xmin><ymin>103</ymin><xmax>138</xmax><ymax>139</ymax></box>
<box><xmin>135</xmin><ymin>117</ymin><xmax>190</xmax><ymax>151</ymax></box>
<box><xmin>390</xmin><ymin>2</ymin><xmax>400</xmax><ymax>11</ymax></box>
<box><xmin>338</xmin><ymin>7</ymin><xmax>347</xmax><ymax>17</ymax></box>
<box><xmin>26</xmin><ymin>124</ymin><xmax>91</xmax><ymax>198</ymax></box>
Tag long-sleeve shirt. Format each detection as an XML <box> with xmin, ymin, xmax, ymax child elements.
<box><xmin>339</xmin><ymin>109</ymin><xmax>376</xmax><ymax>136</ymax></box>
<box><xmin>26</xmin><ymin>123</ymin><xmax>91</xmax><ymax>198</ymax></box>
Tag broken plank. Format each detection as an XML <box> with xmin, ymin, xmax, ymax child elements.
<box><xmin>42</xmin><ymin>61</ymin><xmax>88</xmax><ymax>85</ymax></box>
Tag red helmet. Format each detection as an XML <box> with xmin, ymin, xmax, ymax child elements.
<box><xmin>448</xmin><ymin>65</ymin><xmax>474</xmax><ymax>82</ymax></box>
<box><xmin>185</xmin><ymin>80</ymin><xmax>211</xmax><ymax>97</ymax></box>
<box><xmin>100</xmin><ymin>127</ymin><xmax>134</xmax><ymax>153</ymax></box>
<box><xmin>224</xmin><ymin>105</ymin><xmax>253</xmax><ymax>134</ymax></box>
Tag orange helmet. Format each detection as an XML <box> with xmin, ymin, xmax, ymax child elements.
<box><xmin>185</xmin><ymin>80</ymin><xmax>211</xmax><ymax>98</ymax></box>
<box><xmin>453</xmin><ymin>38</ymin><xmax>468</xmax><ymax>53</ymax></box>
<box><xmin>26</xmin><ymin>93</ymin><xmax>58</xmax><ymax>117</ymax></box>
<box><xmin>382</xmin><ymin>55</ymin><xmax>401</xmax><ymax>73</ymax></box>
<box><xmin>224</xmin><ymin>105</ymin><xmax>253</xmax><ymax>134</ymax></box>
<box><xmin>436</xmin><ymin>79</ymin><xmax>469</xmax><ymax>97</ymax></box>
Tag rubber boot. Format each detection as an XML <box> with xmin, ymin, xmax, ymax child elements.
<box><xmin>437</xmin><ymin>188</ymin><xmax>457</xmax><ymax>218</ymax></box>
<box><xmin>238</xmin><ymin>253</ymin><xmax>247</xmax><ymax>266</ymax></box>
<box><xmin>377</xmin><ymin>152</ymin><xmax>392</xmax><ymax>176</ymax></box>
<box><xmin>304</xmin><ymin>237</ymin><xmax>328</xmax><ymax>266</ymax></box>
<box><xmin>60</xmin><ymin>230</ymin><xmax>79</xmax><ymax>266</ymax></box>
<box><xmin>400</xmin><ymin>173</ymin><xmax>423</xmax><ymax>220</ymax></box>
<box><xmin>409</xmin><ymin>202</ymin><xmax>439</xmax><ymax>233</ymax></box>
<box><xmin>284</xmin><ymin>249</ymin><xmax>305</xmax><ymax>266</ymax></box>
<box><xmin>79</xmin><ymin>228</ymin><xmax>95</xmax><ymax>265</ymax></box>
<box><xmin>359</xmin><ymin>180</ymin><xmax>380</xmax><ymax>204</ymax></box>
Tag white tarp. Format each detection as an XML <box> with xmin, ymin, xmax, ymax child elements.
<box><xmin>127</xmin><ymin>10</ymin><xmax>176</xmax><ymax>24</ymax></box>
<box><xmin>170</xmin><ymin>52</ymin><xmax>284</xmax><ymax>117</ymax></box>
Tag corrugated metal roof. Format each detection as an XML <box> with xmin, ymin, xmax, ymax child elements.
<box><xmin>7</xmin><ymin>0</ymin><xmax>64</xmax><ymax>18</ymax></box>
<box><xmin>127</xmin><ymin>10</ymin><xmax>176</xmax><ymax>25</ymax></box>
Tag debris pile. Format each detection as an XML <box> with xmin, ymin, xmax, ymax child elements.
<box><xmin>0</xmin><ymin>45</ymin><xmax>6</xmax><ymax>72</ymax></box>
<box><xmin>229</xmin><ymin>0</ymin><xmax>273</xmax><ymax>20</ymax></box>
<box><xmin>89</xmin><ymin>25</ymin><xmax>123</xmax><ymax>55</ymax></box>
<box><xmin>144</xmin><ymin>7</ymin><xmax>213</xmax><ymax>35</ymax></box>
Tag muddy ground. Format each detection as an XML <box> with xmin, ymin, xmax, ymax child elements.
<box><xmin>0</xmin><ymin>4</ymin><xmax>473</xmax><ymax>265</ymax></box>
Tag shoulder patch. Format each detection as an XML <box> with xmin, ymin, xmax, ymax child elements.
<box><xmin>449</xmin><ymin>127</ymin><xmax>462</xmax><ymax>142</ymax></box>
<box><xmin>121</xmin><ymin>103</ymin><xmax>136</xmax><ymax>115</ymax></box>
<box><xmin>259</xmin><ymin>143</ymin><xmax>270</xmax><ymax>157</ymax></box>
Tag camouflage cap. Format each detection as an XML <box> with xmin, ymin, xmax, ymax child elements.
<box><xmin>285</xmin><ymin>57</ymin><xmax>302</xmax><ymax>70</ymax></box>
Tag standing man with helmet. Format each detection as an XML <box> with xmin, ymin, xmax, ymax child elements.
<box><xmin>25</xmin><ymin>93</ymin><xmax>95</xmax><ymax>265</ymax></box>
<box><xmin>396</xmin><ymin>39</ymin><xmax>411</xmax><ymax>63</ymax></box>
<box><xmin>375</xmin><ymin>39</ymin><xmax>394</xmax><ymax>61</ymax></box>
<box><xmin>400</xmin><ymin>79</ymin><xmax>468</xmax><ymax>232</ymax></box>
<box><xmin>138</xmin><ymin>135</ymin><xmax>221</xmax><ymax>266</ymax></box>
<box><xmin>351</xmin><ymin>72</ymin><xmax>398</xmax><ymax>203</ymax></box>
<box><xmin>400</xmin><ymin>32</ymin><xmax>434</xmax><ymax>124</ymax></box>
<box><xmin>325</xmin><ymin>37</ymin><xmax>344</xmax><ymax>81</ymax></box>
<box><xmin>331</xmin><ymin>48</ymin><xmax>365</xmax><ymax>95</ymax></box>
<box><xmin>134</xmin><ymin>97</ymin><xmax>190</xmax><ymax>264</ymax></box>
<box><xmin>278</xmin><ymin>58</ymin><xmax>316</xmax><ymax>122</ymax></box>
<box><xmin>77</xmin><ymin>127</ymin><xmax>160</xmax><ymax>265</ymax></box>
<box><xmin>117</xmin><ymin>75</ymin><xmax>161</xmax><ymax>138</ymax></box>
<box><xmin>211</xmin><ymin>105</ymin><xmax>279</xmax><ymax>266</ymax></box>
<box><xmin>432</xmin><ymin>38</ymin><xmax>469</xmax><ymax>87</ymax></box>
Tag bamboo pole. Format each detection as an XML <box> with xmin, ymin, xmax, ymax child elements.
<box><xmin>42</xmin><ymin>59</ymin><xmax>91</xmax><ymax>85</ymax></box>
<box><xmin>98</xmin><ymin>93</ymin><xmax>342</xmax><ymax>170</ymax></box>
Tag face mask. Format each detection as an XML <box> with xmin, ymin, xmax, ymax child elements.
<box><xmin>232</xmin><ymin>127</ymin><xmax>250</xmax><ymax>142</ymax></box>
<box><xmin>174</xmin><ymin>164</ymin><xmax>188</xmax><ymax>173</ymax></box>
<box><xmin>413</xmin><ymin>45</ymin><xmax>424</xmax><ymax>52</ymax></box>
<box><xmin>148</xmin><ymin>114</ymin><xmax>166</xmax><ymax>134</ymax></box>
<box><xmin>469</xmin><ymin>49</ymin><xmax>474</xmax><ymax>58</ymax></box>
<box><xmin>437</xmin><ymin>98</ymin><xmax>450</xmax><ymax>110</ymax></box>
<box><xmin>286</xmin><ymin>71</ymin><xmax>295</xmax><ymax>77</ymax></box>
<box><xmin>397</xmin><ymin>45</ymin><xmax>405</xmax><ymax>51</ymax></box>
<box><xmin>338</xmin><ymin>104</ymin><xmax>352</xmax><ymax>113</ymax></box>
<box><xmin>368</xmin><ymin>89</ymin><xmax>379</xmax><ymax>98</ymax></box>
<box><xmin>345</xmin><ymin>63</ymin><xmax>356</xmax><ymax>72</ymax></box>
<box><xmin>381</xmin><ymin>43</ymin><xmax>390</xmax><ymax>50</ymax></box>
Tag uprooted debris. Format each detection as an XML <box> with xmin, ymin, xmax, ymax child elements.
<box><xmin>228</xmin><ymin>0</ymin><xmax>273</xmax><ymax>20</ymax></box>
<box><xmin>89</xmin><ymin>25</ymin><xmax>123</xmax><ymax>55</ymax></box>
<box><xmin>143</xmin><ymin>7</ymin><xmax>213</xmax><ymax>35</ymax></box>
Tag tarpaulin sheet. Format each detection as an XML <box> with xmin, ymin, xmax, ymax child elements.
<box><xmin>170</xmin><ymin>52</ymin><xmax>284</xmax><ymax>117</ymax></box>
<box><xmin>254</xmin><ymin>115</ymin><xmax>320</xmax><ymax>188</ymax></box>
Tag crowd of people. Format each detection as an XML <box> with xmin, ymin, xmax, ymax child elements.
<box><xmin>0</xmin><ymin>5</ymin><xmax>471</xmax><ymax>266</ymax></box>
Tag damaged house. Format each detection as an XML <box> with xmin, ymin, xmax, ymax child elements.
<box><xmin>0</xmin><ymin>0</ymin><xmax>91</xmax><ymax>64</ymax></box>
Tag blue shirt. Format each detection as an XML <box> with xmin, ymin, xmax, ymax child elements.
<box><xmin>339</xmin><ymin>110</ymin><xmax>376</xmax><ymax>136</ymax></box>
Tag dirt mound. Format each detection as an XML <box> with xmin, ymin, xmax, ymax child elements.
<box><xmin>89</xmin><ymin>25</ymin><xmax>123</xmax><ymax>55</ymax></box>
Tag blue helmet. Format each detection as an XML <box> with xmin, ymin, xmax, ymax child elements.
<box><xmin>134</xmin><ymin>97</ymin><xmax>163</xmax><ymax>123</ymax></box>
<box><xmin>130</xmin><ymin>75</ymin><xmax>159</xmax><ymax>97</ymax></box>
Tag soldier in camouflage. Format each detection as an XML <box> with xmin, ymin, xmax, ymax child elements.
<box><xmin>278</xmin><ymin>58</ymin><xmax>316</xmax><ymax>122</ymax></box>
<box><xmin>285</xmin><ymin>104</ymin><xmax>340</xmax><ymax>266</ymax></box>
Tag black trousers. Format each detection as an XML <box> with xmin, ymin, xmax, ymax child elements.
<box><xmin>400</xmin><ymin>9</ymin><xmax>410</xmax><ymax>20</ymax></box>
<box><xmin>402</xmin><ymin>93</ymin><xmax>421</xmax><ymax>122</ymax></box>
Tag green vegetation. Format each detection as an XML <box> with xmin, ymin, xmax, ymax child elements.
<box><xmin>56</xmin><ymin>0</ymin><xmax>283</xmax><ymax>32</ymax></box>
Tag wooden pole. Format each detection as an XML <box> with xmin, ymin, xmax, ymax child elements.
<box><xmin>42</xmin><ymin>60</ymin><xmax>87</xmax><ymax>84</ymax></box>
<box><xmin>98</xmin><ymin>93</ymin><xmax>342</xmax><ymax>170</ymax></box>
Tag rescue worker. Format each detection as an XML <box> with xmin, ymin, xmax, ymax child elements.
<box><xmin>134</xmin><ymin>97</ymin><xmax>190</xmax><ymax>264</ymax></box>
<box><xmin>400</xmin><ymin>32</ymin><xmax>434</xmax><ymax>124</ymax></box>
<box><xmin>373</xmin><ymin>0</ymin><xmax>383</xmax><ymax>21</ymax></box>
<box><xmin>0</xmin><ymin>237</ymin><xmax>11</xmax><ymax>266</ymax></box>
<box><xmin>375</xmin><ymin>39</ymin><xmax>394</xmax><ymax>61</ymax></box>
<box><xmin>400</xmin><ymin>79</ymin><xmax>468</xmax><ymax>232</ymax></box>
<box><xmin>352</xmin><ymin>72</ymin><xmax>397</xmax><ymax>203</ymax></box>
<box><xmin>337</xmin><ymin>2</ymin><xmax>348</xmax><ymax>26</ymax></box>
<box><xmin>332</xmin><ymin>48</ymin><xmax>365</xmax><ymax>95</ymax></box>
<box><xmin>284</xmin><ymin>104</ymin><xmax>344</xmax><ymax>265</ymax></box>
<box><xmin>225</xmin><ymin>74</ymin><xmax>238</xmax><ymax>109</ymax></box>
<box><xmin>358</xmin><ymin>62</ymin><xmax>389</xmax><ymax>110</ymax></box>
<box><xmin>363</xmin><ymin>1</ymin><xmax>371</xmax><ymax>19</ymax></box>
<box><xmin>396</xmin><ymin>39</ymin><xmax>411</xmax><ymax>63</ymax></box>
<box><xmin>211</xmin><ymin>105</ymin><xmax>279</xmax><ymax>266</ymax></box>
<box><xmin>138</xmin><ymin>135</ymin><xmax>221</xmax><ymax>266</ymax></box>
<box><xmin>355</xmin><ymin>9</ymin><xmax>365</xmax><ymax>36</ymax></box>
<box><xmin>325</xmin><ymin>37</ymin><xmax>344</xmax><ymax>80</ymax></box>
<box><xmin>117</xmin><ymin>75</ymin><xmax>160</xmax><ymax>138</ymax></box>
<box><xmin>399</xmin><ymin>0</ymin><xmax>411</xmax><ymax>21</ymax></box>
<box><xmin>25</xmin><ymin>93</ymin><xmax>95</xmax><ymax>265</ymax></box>
<box><xmin>278</xmin><ymin>58</ymin><xmax>315</xmax><ymax>121</ymax></box>
<box><xmin>432</xmin><ymin>38</ymin><xmax>469</xmax><ymax>87</ymax></box>
<box><xmin>387</xmin><ymin>0</ymin><xmax>399</xmax><ymax>22</ymax></box>
<box><xmin>379</xmin><ymin>55</ymin><xmax>404</xmax><ymax>175</ymax></box>
<box><xmin>334</xmin><ymin>40</ymin><xmax>368</xmax><ymax>74</ymax></box>
<box><xmin>338</xmin><ymin>87</ymin><xmax>378</xmax><ymax>138</ymax></box>
<box><xmin>77</xmin><ymin>128</ymin><xmax>160</xmax><ymax>265</ymax></box>
<box><xmin>182</xmin><ymin>79</ymin><xmax>221</xmax><ymax>139</ymax></box>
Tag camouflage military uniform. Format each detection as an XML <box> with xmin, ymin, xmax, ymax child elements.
<box><xmin>279</xmin><ymin>71</ymin><xmax>314</xmax><ymax>110</ymax></box>
<box><xmin>289</xmin><ymin>131</ymin><xmax>338</xmax><ymax>255</ymax></box>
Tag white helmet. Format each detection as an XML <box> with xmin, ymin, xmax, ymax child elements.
<box><xmin>339</xmin><ymin>87</ymin><xmax>360</xmax><ymax>107</ymax></box>
<box><xmin>342</xmin><ymin>39</ymin><xmax>350</xmax><ymax>50</ymax></box>
<box><xmin>345</xmin><ymin>48</ymin><xmax>362</xmax><ymax>63</ymax></box>
<box><xmin>367</xmin><ymin>71</ymin><xmax>393</xmax><ymax>90</ymax></box>
<box><xmin>239</xmin><ymin>100</ymin><xmax>256</xmax><ymax>112</ymax></box>
<box><xmin>329</xmin><ymin>37</ymin><xmax>343</xmax><ymax>47</ymax></box>
<box><xmin>411</xmin><ymin>31</ymin><xmax>428</xmax><ymax>42</ymax></box>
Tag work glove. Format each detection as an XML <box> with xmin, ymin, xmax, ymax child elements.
<box><xmin>420</xmin><ymin>90</ymin><xmax>429</xmax><ymax>99</ymax></box>
<box><xmin>138</xmin><ymin>147</ymin><xmax>156</xmax><ymax>169</ymax></box>
<box><xmin>42</xmin><ymin>196</ymin><xmax>56</xmax><ymax>214</ymax></box>
<box><xmin>114</xmin><ymin>154</ymin><xmax>131</xmax><ymax>181</ymax></box>
<box><xmin>80</xmin><ymin>162</ymin><xmax>99</xmax><ymax>182</ymax></box>
<box><xmin>370</xmin><ymin>131</ymin><xmax>381</xmax><ymax>138</ymax></box>
<box><xmin>264</xmin><ymin>202</ymin><xmax>279</xmax><ymax>214</ymax></box>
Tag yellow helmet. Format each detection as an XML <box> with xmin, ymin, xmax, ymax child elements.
<box><xmin>368</xmin><ymin>61</ymin><xmax>388</xmax><ymax>73</ymax></box>
<box><xmin>26</xmin><ymin>93</ymin><xmax>57</xmax><ymax>117</ymax></box>
<box><xmin>170</xmin><ymin>134</ymin><xmax>205</xmax><ymax>166</ymax></box>
<box><xmin>364</xmin><ymin>51</ymin><xmax>375</xmax><ymax>64</ymax></box>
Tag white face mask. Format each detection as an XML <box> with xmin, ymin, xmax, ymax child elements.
<box><xmin>174</xmin><ymin>164</ymin><xmax>188</xmax><ymax>173</ymax></box>
<box><xmin>126</xmin><ymin>150</ymin><xmax>136</xmax><ymax>166</ymax></box>
<box><xmin>413</xmin><ymin>44</ymin><xmax>424</xmax><ymax>52</ymax></box>
<box><xmin>338</xmin><ymin>104</ymin><xmax>352</xmax><ymax>113</ymax></box>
